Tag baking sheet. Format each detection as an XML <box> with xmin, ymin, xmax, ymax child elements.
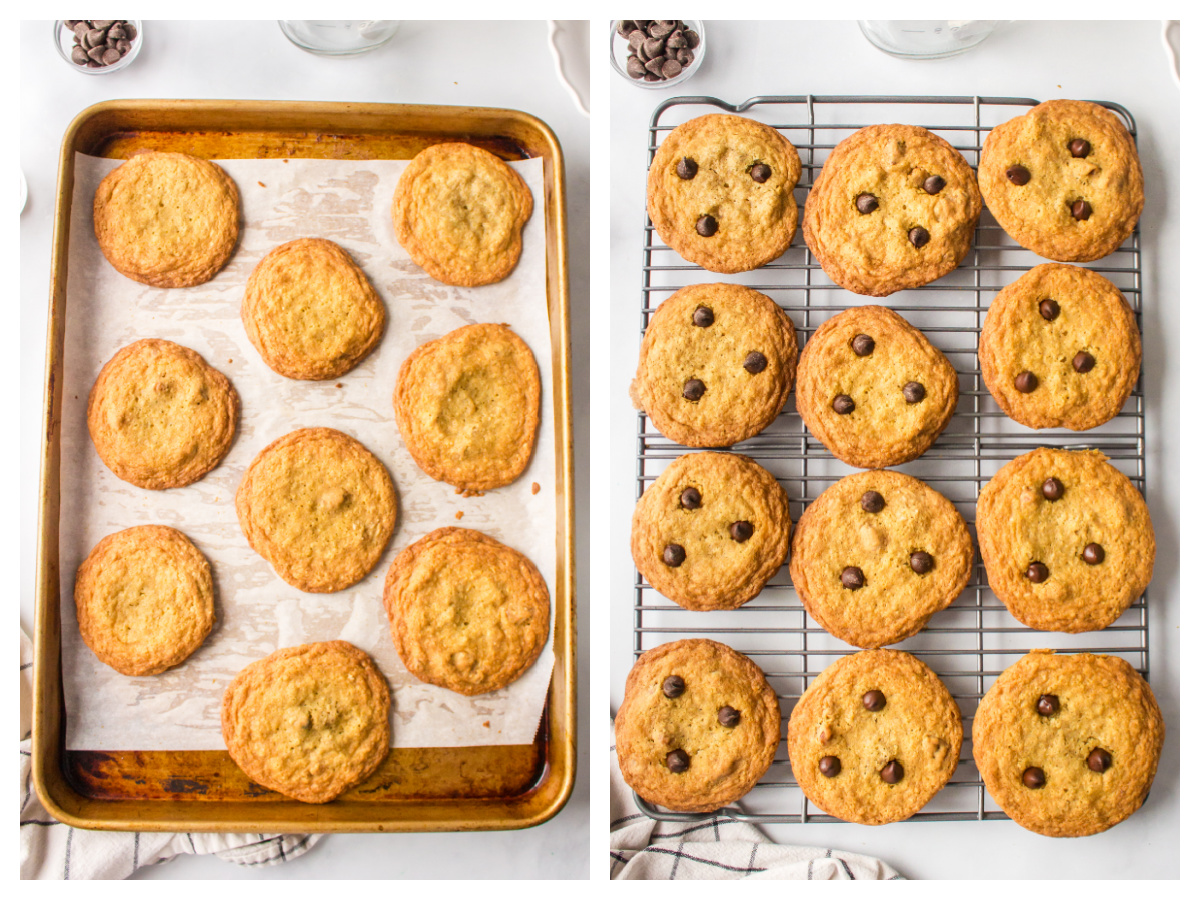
<box><xmin>60</xmin><ymin>152</ymin><xmax>555</xmax><ymax>751</ymax></box>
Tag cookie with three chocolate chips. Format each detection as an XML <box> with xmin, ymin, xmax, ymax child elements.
<box><xmin>615</xmin><ymin>638</ymin><xmax>780</xmax><ymax>813</ymax></box>
<box><xmin>973</xmin><ymin>650</ymin><xmax>1163</xmax><ymax>837</ymax></box>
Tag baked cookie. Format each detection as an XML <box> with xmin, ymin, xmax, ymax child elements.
<box><xmin>242</xmin><ymin>238</ymin><xmax>385</xmax><ymax>380</ymax></box>
<box><xmin>394</xmin><ymin>323</ymin><xmax>539</xmax><ymax>493</ymax></box>
<box><xmin>787</xmin><ymin>649</ymin><xmax>962</xmax><ymax>825</ymax></box>
<box><xmin>630</xmin><ymin>283</ymin><xmax>798</xmax><ymax>447</ymax></box>
<box><xmin>973</xmin><ymin>650</ymin><xmax>1163</xmax><ymax>837</ymax></box>
<box><xmin>790</xmin><ymin>470</ymin><xmax>973</xmax><ymax>648</ymax></box>
<box><xmin>222</xmin><ymin>641</ymin><xmax>391</xmax><ymax>804</ymax></box>
<box><xmin>795</xmin><ymin>306</ymin><xmax>959</xmax><ymax>468</ymax></box>
<box><xmin>980</xmin><ymin>264</ymin><xmax>1140</xmax><ymax>430</ymax></box>
<box><xmin>391</xmin><ymin>143</ymin><xmax>533</xmax><ymax>286</ymax></box>
<box><xmin>615</xmin><ymin>639</ymin><xmax>780</xmax><ymax>813</ymax></box>
<box><xmin>802</xmin><ymin>124</ymin><xmax>982</xmax><ymax>296</ymax></box>
<box><xmin>383</xmin><ymin>527</ymin><xmax>550</xmax><ymax>695</ymax></box>
<box><xmin>647</xmin><ymin>114</ymin><xmax>802</xmax><ymax>273</ymax></box>
<box><xmin>87</xmin><ymin>338</ymin><xmax>238</xmax><ymax>490</ymax></box>
<box><xmin>236</xmin><ymin>427</ymin><xmax>397</xmax><ymax>593</ymax></box>
<box><xmin>74</xmin><ymin>525</ymin><xmax>214</xmax><ymax>676</ymax></box>
<box><xmin>93</xmin><ymin>151</ymin><xmax>240</xmax><ymax>288</ymax></box>
<box><xmin>979</xmin><ymin>100</ymin><xmax>1143</xmax><ymax>262</ymax></box>
<box><xmin>631</xmin><ymin>452</ymin><xmax>791</xmax><ymax>611</ymax></box>
<box><xmin>976</xmin><ymin>448</ymin><xmax>1153</xmax><ymax>632</ymax></box>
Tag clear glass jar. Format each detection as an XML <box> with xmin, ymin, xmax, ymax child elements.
<box><xmin>858</xmin><ymin>21</ymin><xmax>999</xmax><ymax>60</ymax></box>
<box><xmin>278</xmin><ymin>20</ymin><xmax>400</xmax><ymax>56</ymax></box>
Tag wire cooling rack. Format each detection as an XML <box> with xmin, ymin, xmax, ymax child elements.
<box><xmin>631</xmin><ymin>95</ymin><xmax>1147</xmax><ymax>824</ymax></box>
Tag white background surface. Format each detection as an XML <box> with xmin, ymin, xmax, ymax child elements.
<box><xmin>606</xmin><ymin>20</ymin><xmax>1179</xmax><ymax>879</ymax></box>
<box><xmin>20</xmin><ymin>19</ymin><xmax>590</xmax><ymax>880</ymax></box>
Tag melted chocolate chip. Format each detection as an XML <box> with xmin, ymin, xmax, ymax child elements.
<box><xmin>662</xmin><ymin>675</ymin><xmax>685</xmax><ymax>698</ymax></box>
<box><xmin>1083</xmin><ymin>543</ymin><xmax>1105</xmax><ymax>565</ymax></box>
<box><xmin>881</xmin><ymin>760</ymin><xmax>904</xmax><ymax>784</ymax></box>
<box><xmin>863</xmin><ymin>689</ymin><xmax>886</xmax><ymax>711</ymax></box>
<box><xmin>1023</xmin><ymin>766</ymin><xmax>1046</xmax><ymax>789</ymax></box>
<box><xmin>718</xmin><ymin>705</ymin><xmax>741</xmax><ymax>727</ymax></box>
<box><xmin>692</xmin><ymin>305</ymin><xmax>714</xmax><ymax>327</ymax></box>
<box><xmin>1088</xmin><ymin>747</ymin><xmax>1112</xmax><ymax>773</ymax></box>
<box><xmin>909</xmin><ymin>226</ymin><xmax>931</xmax><ymax>248</ymax></box>
<box><xmin>855</xmin><ymin>193</ymin><xmax>879</xmax><ymax>214</ymax></box>
<box><xmin>923</xmin><ymin>174</ymin><xmax>946</xmax><ymax>195</ymax></box>
<box><xmin>1069</xmin><ymin>138</ymin><xmax>1092</xmax><ymax>159</ymax></box>
<box><xmin>903</xmin><ymin>381</ymin><xmax>926</xmax><ymax>403</ymax></box>
<box><xmin>1026</xmin><ymin>561</ymin><xmax>1049</xmax><ymax>583</ymax></box>
<box><xmin>819</xmin><ymin>755</ymin><xmax>841</xmax><ymax>777</ymax></box>
<box><xmin>1042</xmin><ymin>477</ymin><xmax>1064</xmax><ymax>501</ymax></box>
<box><xmin>1007</xmin><ymin>165</ymin><xmax>1031</xmax><ymax>185</ymax></box>
<box><xmin>663</xmin><ymin>544</ymin><xmax>686</xmax><ymax>567</ymax></box>
<box><xmin>683</xmin><ymin>378</ymin><xmax>706</xmax><ymax>401</ymax></box>
<box><xmin>676</xmin><ymin>157</ymin><xmax>698</xmax><ymax>180</ymax></box>
<box><xmin>666</xmin><ymin>748</ymin><xmax>690</xmax><ymax>773</ymax></box>
<box><xmin>861</xmin><ymin>491</ymin><xmax>885</xmax><ymax>514</ymax></box>
<box><xmin>910</xmin><ymin>551</ymin><xmax>934</xmax><ymax>574</ymax></box>
<box><xmin>1036</xmin><ymin>694</ymin><xmax>1059</xmax><ymax>716</ymax></box>
<box><xmin>730</xmin><ymin>520</ymin><xmax>754</xmax><ymax>543</ymax></box>
<box><xmin>744</xmin><ymin>351</ymin><xmax>767</xmax><ymax>374</ymax></box>
<box><xmin>832</xmin><ymin>394</ymin><xmax>855</xmax><ymax>415</ymax></box>
<box><xmin>1071</xmin><ymin>199</ymin><xmax>1092</xmax><ymax>221</ymax></box>
<box><xmin>696</xmin><ymin>214</ymin><xmax>718</xmax><ymax>237</ymax></box>
<box><xmin>1073</xmin><ymin>351</ymin><xmax>1096</xmax><ymax>373</ymax></box>
<box><xmin>680</xmin><ymin>487</ymin><xmax>701</xmax><ymax>510</ymax></box>
<box><xmin>1039</xmin><ymin>299</ymin><xmax>1060</xmax><ymax>321</ymax></box>
<box><xmin>1015</xmin><ymin>371</ymin><xmax>1038</xmax><ymax>393</ymax></box>
<box><xmin>750</xmin><ymin>163</ymin><xmax>772</xmax><ymax>183</ymax></box>
<box><xmin>852</xmin><ymin>333</ymin><xmax>875</xmax><ymax>357</ymax></box>
<box><xmin>841</xmin><ymin>566</ymin><xmax>865</xmax><ymax>590</ymax></box>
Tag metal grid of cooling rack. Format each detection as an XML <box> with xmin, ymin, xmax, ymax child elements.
<box><xmin>631</xmin><ymin>95</ymin><xmax>1148</xmax><ymax>824</ymax></box>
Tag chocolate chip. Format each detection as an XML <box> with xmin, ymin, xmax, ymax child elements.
<box><xmin>644</xmin><ymin>56</ymin><xmax>666</xmax><ymax>78</ymax></box>
<box><xmin>1007</xmin><ymin>165</ymin><xmax>1031</xmax><ymax>185</ymax></box>
<box><xmin>644</xmin><ymin>37</ymin><xmax>666</xmax><ymax>58</ymax></box>
<box><xmin>1087</xmin><ymin>748</ymin><xmax>1112</xmax><ymax>773</ymax></box>
<box><xmin>841</xmin><ymin>566</ymin><xmax>865</xmax><ymax>590</ymax></box>
<box><xmin>617</xmin><ymin>20</ymin><xmax>638</xmax><ymax>37</ymax></box>
<box><xmin>683</xmin><ymin>378</ymin><xmax>706</xmax><ymax>401</ymax></box>
<box><xmin>675</xmin><ymin>156</ymin><xmax>698</xmax><ymax>179</ymax></box>
<box><xmin>903</xmin><ymin>382</ymin><xmax>926</xmax><ymax>403</ymax></box>
<box><xmin>626</xmin><ymin>56</ymin><xmax>647</xmax><ymax>78</ymax></box>
<box><xmin>718</xmin><ymin>706</ymin><xmax>741</xmax><ymax>727</ymax></box>
<box><xmin>1042</xmin><ymin>477</ymin><xmax>1064</xmax><ymax>501</ymax></box>
<box><xmin>1069</xmin><ymin>138</ymin><xmax>1092</xmax><ymax>158</ymax></box>
<box><xmin>1026</xmin><ymin>561</ymin><xmax>1049</xmax><ymax>583</ymax></box>
<box><xmin>1015</xmin><ymin>371</ymin><xmax>1038</xmax><ymax>393</ymax></box>
<box><xmin>696</xmin><ymin>215</ymin><xmax>718</xmax><ymax>237</ymax></box>
<box><xmin>662</xmin><ymin>675</ymin><xmax>685</xmax><ymax>698</ymax></box>
<box><xmin>910</xmin><ymin>551</ymin><xmax>934</xmax><ymax>574</ymax></box>
<box><xmin>663</xmin><ymin>544</ymin><xmax>686</xmax><ymax>567</ymax></box>
<box><xmin>923</xmin><ymin>174</ymin><xmax>946</xmax><ymax>195</ymax></box>
<box><xmin>750</xmin><ymin>163</ymin><xmax>772</xmax><ymax>183</ymax></box>
<box><xmin>691</xmin><ymin>304</ymin><xmax>713</xmax><ymax>326</ymax></box>
<box><xmin>832</xmin><ymin>394</ymin><xmax>855</xmax><ymax>415</ymax></box>
<box><xmin>101</xmin><ymin>47</ymin><xmax>121</xmax><ymax>65</ymax></box>
<box><xmin>666</xmin><ymin>748</ymin><xmax>690</xmax><ymax>773</ymax></box>
<box><xmin>861</xmin><ymin>491</ymin><xmax>885</xmax><ymax>513</ymax></box>
<box><xmin>677</xmin><ymin>47</ymin><xmax>695</xmax><ymax>66</ymax></box>
<box><xmin>744</xmin><ymin>351</ymin><xmax>767</xmax><ymax>374</ymax></box>
<box><xmin>1039</xmin><ymin>299</ymin><xmax>1060</xmax><ymax>320</ymax></box>
<box><xmin>662</xmin><ymin>59</ymin><xmax>683</xmax><ymax>78</ymax></box>
<box><xmin>1023</xmin><ymin>766</ymin><xmax>1046</xmax><ymax>789</ymax></box>
<box><xmin>87</xmin><ymin>45</ymin><xmax>106</xmax><ymax>63</ymax></box>
<box><xmin>680</xmin><ymin>487</ymin><xmax>701</xmax><ymax>510</ymax></box>
<box><xmin>1036</xmin><ymin>694</ymin><xmax>1060</xmax><ymax>716</ymax></box>
<box><xmin>855</xmin><ymin>193</ymin><xmax>879</xmax><ymax>214</ymax></box>
<box><xmin>819</xmin><ymin>755</ymin><xmax>841</xmax><ymax>777</ymax></box>
<box><xmin>852</xmin><ymin>334</ymin><xmax>875</xmax><ymax>357</ymax></box>
<box><xmin>684</xmin><ymin>29</ymin><xmax>700</xmax><ymax>49</ymax></box>
<box><xmin>1071</xmin><ymin>199</ymin><xmax>1093</xmax><ymax>220</ymax></box>
<box><xmin>1083</xmin><ymin>543</ymin><xmax>1105</xmax><ymax>565</ymax></box>
<box><xmin>881</xmin><ymin>760</ymin><xmax>904</xmax><ymax>784</ymax></box>
<box><xmin>648</xmin><ymin>21</ymin><xmax>674</xmax><ymax>38</ymax></box>
<box><xmin>666</xmin><ymin>29</ymin><xmax>688</xmax><ymax>50</ymax></box>
<box><xmin>909</xmin><ymin>226</ymin><xmax>931</xmax><ymax>248</ymax></box>
<box><xmin>730</xmin><ymin>521</ymin><xmax>754</xmax><ymax>543</ymax></box>
<box><xmin>1073</xmin><ymin>351</ymin><xmax>1096</xmax><ymax>373</ymax></box>
<box><xmin>71</xmin><ymin>45</ymin><xmax>88</xmax><ymax>65</ymax></box>
<box><xmin>863</xmin><ymin>690</ymin><xmax>886</xmax><ymax>711</ymax></box>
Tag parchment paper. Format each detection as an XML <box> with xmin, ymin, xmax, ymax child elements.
<box><xmin>60</xmin><ymin>152</ymin><xmax>556</xmax><ymax>750</ymax></box>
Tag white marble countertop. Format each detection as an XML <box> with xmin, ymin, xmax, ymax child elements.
<box><xmin>606</xmin><ymin>20</ymin><xmax>1179</xmax><ymax>879</ymax></box>
<box><xmin>19</xmin><ymin>19</ymin><xmax>590</xmax><ymax>880</ymax></box>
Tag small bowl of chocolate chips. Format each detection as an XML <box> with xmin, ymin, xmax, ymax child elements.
<box><xmin>611</xmin><ymin>20</ymin><xmax>705</xmax><ymax>89</ymax></box>
<box><xmin>54</xmin><ymin>20</ymin><xmax>142</xmax><ymax>74</ymax></box>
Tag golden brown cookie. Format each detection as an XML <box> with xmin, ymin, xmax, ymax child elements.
<box><xmin>980</xmin><ymin>264</ymin><xmax>1141</xmax><ymax>430</ymax></box>
<box><xmin>976</xmin><ymin>448</ymin><xmax>1154</xmax><ymax>633</ymax></box>
<box><xmin>790</xmin><ymin>470</ymin><xmax>973</xmax><ymax>649</ymax></box>
<box><xmin>973</xmin><ymin>650</ymin><xmax>1163</xmax><ymax>837</ymax></box>
<box><xmin>74</xmin><ymin>525</ymin><xmax>214</xmax><ymax>677</ymax></box>
<box><xmin>630</xmin><ymin>283</ymin><xmax>798</xmax><ymax>448</ymax></box>
<box><xmin>647</xmin><ymin>114</ymin><xmax>802</xmax><ymax>273</ymax></box>
<box><xmin>87</xmin><ymin>338</ymin><xmax>238</xmax><ymax>490</ymax></box>
<box><xmin>242</xmin><ymin>238</ymin><xmax>385</xmax><ymax>380</ymax></box>
<box><xmin>631</xmin><ymin>452</ymin><xmax>791</xmax><ymax>611</ymax></box>
<box><xmin>787</xmin><ymin>649</ymin><xmax>962</xmax><ymax>825</ymax></box>
<box><xmin>795</xmin><ymin>306</ymin><xmax>958</xmax><ymax>468</ymax></box>
<box><xmin>236</xmin><ymin>427</ymin><xmax>397</xmax><ymax>593</ymax></box>
<box><xmin>391</xmin><ymin>143</ymin><xmax>533</xmax><ymax>286</ymax></box>
<box><xmin>615</xmin><ymin>639</ymin><xmax>780</xmax><ymax>813</ymax></box>
<box><xmin>221</xmin><ymin>641</ymin><xmax>391</xmax><ymax>804</ymax></box>
<box><xmin>383</xmin><ymin>527</ymin><xmax>550</xmax><ymax>696</ymax></box>
<box><xmin>93</xmin><ymin>150</ymin><xmax>240</xmax><ymax>288</ymax></box>
<box><xmin>394</xmin><ymin>323</ymin><xmax>540</xmax><ymax>493</ymax></box>
<box><xmin>802</xmin><ymin>124</ymin><xmax>982</xmax><ymax>297</ymax></box>
<box><xmin>979</xmin><ymin>100</ymin><xmax>1143</xmax><ymax>262</ymax></box>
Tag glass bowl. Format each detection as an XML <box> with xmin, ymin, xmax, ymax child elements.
<box><xmin>54</xmin><ymin>20</ymin><xmax>142</xmax><ymax>75</ymax></box>
<box><xmin>610</xmin><ymin>20</ymin><xmax>705</xmax><ymax>90</ymax></box>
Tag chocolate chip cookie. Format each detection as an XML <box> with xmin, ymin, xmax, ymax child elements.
<box><xmin>93</xmin><ymin>151</ymin><xmax>240</xmax><ymax>288</ymax></box>
<box><xmin>973</xmin><ymin>650</ymin><xmax>1163</xmax><ymax>837</ymax></box>
<box><xmin>631</xmin><ymin>452</ymin><xmax>792</xmax><ymax>611</ymax></box>
<box><xmin>980</xmin><ymin>263</ymin><xmax>1141</xmax><ymax>430</ymax></box>
<box><xmin>647</xmin><ymin>114</ymin><xmax>802</xmax><ymax>273</ymax></box>
<box><xmin>788</xmin><ymin>649</ymin><xmax>961</xmax><ymax>825</ymax></box>
<box><xmin>979</xmin><ymin>100</ymin><xmax>1143</xmax><ymax>262</ymax></box>
<box><xmin>615</xmin><ymin>639</ymin><xmax>781</xmax><ymax>813</ymax></box>
<box><xmin>795</xmin><ymin>306</ymin><xmax>959</xmax><ymax>468</ymax></box>
<box><xmin>802</xmin><ymin>124</ymin><xmax>982</xmax><ymax>297</ymax></box>
<box><xmin>790</xmin><ymin>470</ymin><xmax>973</xmax><ymax>649</ymax></box>
<box><xmin>630</xmin><ymin>283</ymin><xmax>798</xmax><ymax>447</ymax></box>
<box><xmin>975</xmin><ymin>448</ymin><xmax>1154</xmax><ymax>633</ymax></box>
